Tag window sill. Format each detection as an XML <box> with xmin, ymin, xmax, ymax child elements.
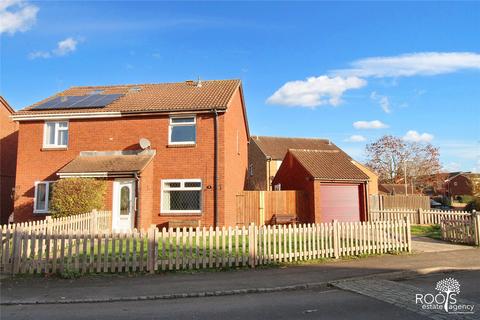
<box><xmin>167</xmin><ymin>144</ymin><xmax>196</xmax><ymax>148</ymax></box>
<box><xmin>42</xmin><ymin>146</ymin><xmax>68</xmax><ymax>151</ymax></box>
<box><xmin>33</xmin><ymin>211</ymin><xmax>51</xmax><ymax>215</ymax></box>
<box><xmin>159</xmin><ymin>212</ymin><xmax>202</xmax><ymax>216</ymax></box>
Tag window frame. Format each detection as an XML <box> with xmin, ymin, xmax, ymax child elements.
<box><xmin>34</xmin><ymin>181</ymin><xmax>54</xmax><ymax>214</ymax></box>
<box><xmin>43</xmin><ymin>121</ymin><xmax>69</xmax><ymax>148</ymax></box>
<box><xmin>160</xmin><ymin>179</ymin><xmax>202</xmax><ymax>214</ymax></box>
<box><xmin>168</xmin><ymin>115</ymin><xmax>196</xmax><ymax>145</ymax></box>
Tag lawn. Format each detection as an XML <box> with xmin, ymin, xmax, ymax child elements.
<box><xmin>411</xmin><ymin>225</ymin><xmax>442</xmax><ymax>240</ymax></box>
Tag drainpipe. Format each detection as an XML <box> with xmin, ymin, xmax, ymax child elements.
<box><xmin>213</xmin><ymin>109</ymin><xmax>219</xmax><ymax>228</ymax></box>
<box><xmin>134</xmin><ymin>172</ymin><xmax>140</xmax><ymax>229</ymax></box>
<box><xmin>267</xmin><ymin>156</ymin><xmax>272</xmax><ymax>191</ymax></box>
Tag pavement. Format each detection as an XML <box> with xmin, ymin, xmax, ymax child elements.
<box><xmin>1</xmin><ymin>245</ymin><xmax>479</xmax><ymax>305</ymax></box>
<box><xmin>2</xmin><ymin>270</ymin><xmax>479</xmax><ymax>320</ymax></box>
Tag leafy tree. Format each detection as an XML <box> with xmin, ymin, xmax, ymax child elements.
<box><xmin>50</xmin><ymin>178</ymin><xmax>107</xmax><ymax>218</ymax></box>
<box><xmin>365</xmin><ymin>135</ymin><xmax>441</xmax><ymax>186</ymax></box>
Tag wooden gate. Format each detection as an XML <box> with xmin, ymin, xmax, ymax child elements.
<box><xmin>440</xmin><ymin>214</ymin><xmax>480</xmax><ymax>245</ymax></box>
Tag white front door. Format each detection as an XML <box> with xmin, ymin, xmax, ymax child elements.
<box><xmin>112</xmin><ymin>179</ymin><xmax>136</xmax><ymax>231</ymax></box>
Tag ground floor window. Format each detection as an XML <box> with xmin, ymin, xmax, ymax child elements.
<box><xmin>161</xmin><ymin>179</ymin><xmax>202</xmax><ymax>214</ymax></box>
<box><xmin>34</xmin><ymin>181</ymin><xmax>54</xmax><ymax>214</ymax></box>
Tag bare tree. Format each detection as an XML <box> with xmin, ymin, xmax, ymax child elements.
<box><xmin>365</xmin><ymin>135</ymin><xmax>441</xmax><ymax>186</ymax></box>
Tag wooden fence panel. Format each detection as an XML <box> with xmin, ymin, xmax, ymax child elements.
<box><xmin>236</xmin><ymin>191</ymin><xmax>307</xmax><ymax>226</ymax></box>
<box><xmin>370</xmin><ymin>195</ymin><xmax>430</xmax><ymax>210</ymax></box>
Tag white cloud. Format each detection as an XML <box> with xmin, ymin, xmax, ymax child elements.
<box><xmin>0</xmin><ymin>0</ymin><xmax>38</xmax><ymax>35</ymax></box>
<box><xmin>370</xmin><ymin>91</ymin><xmax>391</xmax><ymax>113</ymax></box>
<box><xmin>266</xmin><ymin>75</ymin><xmax>366</xmax><ymax>108</ymax></box>
<box><xmin>54</xmin><ymin>37</ymin><xmax>78</xmax><ymax>56</ymax></box>
<box><xmin>345</xmin><ymin>135</ymin><xmax>366</xmax><ymax>142</ymax></box>
<box><xmin>29</xmin><ymin>37</ymin><xmax>79</xmax><ymax>59</ymax></box>
<box><xmin>403</xmin><ymin>130</ymin><xmax>434</xmax><ymax>143</ymax></box>
<box><xmin>332</xmin><ymin>52</ymin><xmax>480</xmax><ymax>78</ymax></box>
<box><xmin>353</xmin><ymin>120</ymin><xmax>388</xmax><ymax>130</ymax></box>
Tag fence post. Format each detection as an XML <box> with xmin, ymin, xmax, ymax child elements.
<box><xmin>11</xmin><ymin>227</ymin><xmax>23</xmax><ymax>275</ymax></box>
<box><xmin>472</xmin><ymin>211</ymin><xmax>479</xmax><ymax>246</ymax></box>
<box><xmin>259</xmin><ymin>191</ymin><xmax>265</xmax><ymax>226</ymax></box>
<box><xmin>405</xmin><ymin>217</ymin><xmax>412</xmax><ymax>252</ymax></box>
<box><xmin>90</xmin><ymin>210</ymin><xmax>98</xmax><ymax>234</ymax></box>
<box><xmin>417</xmin><ymin>208</ymin><xmax>423</xmax><ymax>225</ymax></box>
<box><xmin>248</xmin><ymin>223</ymin><xmax>256</xmax><ymax>268</ymax></box>
<box><xmin>332</xmin><ymin>220</ymin><xmax>339</xmax><ymax>259</ymax></box>
<box><xmin>147</xmin><ymin>226</ymin><xmax>156</xmax><ymax>273</ymax></box>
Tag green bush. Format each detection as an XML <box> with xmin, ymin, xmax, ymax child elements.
<box><xmin>50</xmin><ymin>178</ymin><xmax>107</xmax><ymax>218</ymax></box>
<box><xmin>465</xmin><ymin>197</ymin><xmax>480</xmax><ymax>211</ymax></box>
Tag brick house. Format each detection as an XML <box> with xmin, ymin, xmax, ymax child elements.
<box><xmin>247</xmin><ymin>136</ymin><xmax>377</xmax><ymax>194</ymax></box>
<box><xmin>1</xmin><ymin>96</ymin><xmax>18</xmax><ymax>224</ymax></box>
<box><xmin>12</xmin><ymin>79</ymin><xmax>249</xmax><ymax>230</ymax></box>
<box><xmin>444</xmin><ymin>172</ymin><xmax>480</xmax><ymax>197</ymax></box>
<box><xmin>272</xmin><ymin>149</ymin><xmax>369</xmax><ymax>223</ymax></box>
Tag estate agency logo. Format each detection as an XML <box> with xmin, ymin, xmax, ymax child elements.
<box><xmin>415</xmin><ymin>277</ymin><xmax>475</xmax><ymax>314</ymax></box>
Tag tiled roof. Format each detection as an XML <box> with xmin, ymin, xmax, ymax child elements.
<box><xmin>58</xmin><ymin>151</ymin><xmax>155</xmax><ymax>174</ymax></box>
<box><xmin>251</xmin><ymin>136</ymin><xmax>338</xmax><ymax>160</ymax></box>
<box><xmin>289</xmin><ymin>149</ymin><xmax>369</xmax><ymax>181</ymax></box>
<box><xmin>378</xmin><ymin>184</ymin><xmax>411</xmax><ymax>195</ymax></box>
<box><xmin>16</xmin><ymin>79</ymin><xmax>241</xmax><ymax>115</ymax></box>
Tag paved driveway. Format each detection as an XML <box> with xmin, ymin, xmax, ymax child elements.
<box><xmin>412</xmin><ymin>236</ymin><xmax>474</xmax><ymax>253</ymax></box>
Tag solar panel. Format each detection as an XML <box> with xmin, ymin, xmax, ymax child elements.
<box><xmin>32</xmin><ymin>94</ymin><xmax>124</xmax><ymax>110</ymax></box>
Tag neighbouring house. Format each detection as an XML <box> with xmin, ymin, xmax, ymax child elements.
<box><xmin>12</xmin><ymin>79</ymin><xmax>249</xmax><ymax>230</ymax></box>
<box><xmin>444</xmin><ymin>172</ymin><xmax>480</xmax><ymax>197</ymax></box>
<box><xmin>247</xmin><ymin>135</ymin><xmax>377</xmax><ymax>194</ymax></box>
<box><xmin>272</xmin><ymin>149</ymin><xmax>370</xmax><ymax>223</ymax></box>
<box><xmin>417</xmin><ymin>172</ymin><xmax>480</xmax><ymax>198</ymax></box>
<box><xmin>0</xmin><ymin>96</ymin><xmax>18</xmax><ymax>224</ymax></box>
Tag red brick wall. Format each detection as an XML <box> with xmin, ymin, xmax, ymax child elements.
<box><xmin>272</xmin><ymin>153</ymin><xmax>315</xmax><ymax>223</ymax></box>
<box><xmin>1</xmin><ymin>102</ymin><xmax>18</xmax><ymax>224</ymax></box>
<box><xmin>246</xmin><ymin>138</ymin><xmax>268</xmax><ymax>190</ymax></box>
<box><xmin>222</xmin><ymin>87</ymin><xmax>249</xmax><ymax>226</ymax></box>
<box><xmin>448</xmin><ymin>175</ymin><xmax>474</xmax><ymax>196</ymax></box>
<box><xmin>14</xmin><ymin>91</ymin><xmax>248</xmax><ymax>228</ymax></box>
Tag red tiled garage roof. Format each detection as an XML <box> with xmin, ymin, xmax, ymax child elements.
<box><xmin>251</xmin><ymin>136</ymin><xmax>339</xmax><ymax>160</ymax></box>
<box><xmin>289</xmin><ymin>149</ymin><xmax>369</xmax><ymax>181</ymax></box>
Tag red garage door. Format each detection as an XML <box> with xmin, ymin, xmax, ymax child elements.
<box><xmin>320</xmin><ymin>184</ymin><xmax>361</xmax><ymax>222</ymax></box>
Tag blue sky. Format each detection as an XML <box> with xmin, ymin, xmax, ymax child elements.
<box><xmin>1</xmin><ymin>1</ymin><xmax>479</xmax><ymax>172</ymax></box>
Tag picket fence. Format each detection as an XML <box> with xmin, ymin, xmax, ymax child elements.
<box><xmin>1</xmin><ymin>210</ymin><xmax>112</xmax><ymax>234</ymax></box>
<box><xmin>0</xmin><ymin>219</ymin><xmax>411</xmax><ymax>275</ymax></box>
<box><xmin>368</xmin><ymin>208</ymin><xmax>473</xmax><ymax>225</ymax></box>
<box><xmin>441</xmin><ymin>214</ymin><xmax>480</xmax><ymax>246</ymax></box>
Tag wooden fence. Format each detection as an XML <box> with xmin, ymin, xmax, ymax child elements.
<box><xmin>1</xmin><ymin>210</ymin><xmax>112</xmax><ymax>234</ymax></box>
<box><xmin>236</xmin><ymin>191</ymin><xmax>308</xmax><ymax>225</ymax></box>
<box><xmin>368</xmin><ymin>208</ymin><xmax>473</xmax><ymax>225</ymax></box>
<box><xmin>0</xmin><ymin>219</ymin><xmax>411</xmax><ymax>275</ymax></box>
<box><xmin>369</xmin><ymin>195</ymin><xmax>430</xmax><ymax>211</ymax></box>
<box><xmin>441</xmin><ymin>213</ymin><xmax>480</xmax><ymax>246</ymax></box>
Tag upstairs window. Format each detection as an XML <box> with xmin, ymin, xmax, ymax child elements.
<box><xmin>34</xmin><ymin>181</ymin><xmax>54</xmax><ymax>214</ymax></box>
<box><xmin>169</xmin><ymin>116</ymin><xmax>196</xmax><ymax>145</ymax></box>
<box><xmin>44</xmin><ymin>121</ymin><xmax>69</xmax><ymax>148</ymax></box>
<box><xmin>161</xmin><ymin>179</ymin><xmax>202</xmax><ymax>214</ymax></box>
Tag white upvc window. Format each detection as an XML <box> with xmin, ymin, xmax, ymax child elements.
<box><xmin>168</xmin><ymin>116</ymin><xmax>196</xmax><ymax>145</ymax></box>
<box><xmin>43</xmin><ymin>121</ymin><xmax>69</xmax><ymax>148</ymax></box>
<box><xmin>161</xmin><ymin>179</ymin><xmax>202</xmax><ymax>214</ymax></box>
<box><xmin>34</xmin><ymin>181</ymin><xmax>54</xmax><ymax>214</ymax></box>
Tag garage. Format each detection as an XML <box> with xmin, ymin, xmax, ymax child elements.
<box><xmin>272</xmin><ymin>149</ymin><xmax>369</xmax><ymax>224</ymax></box>
<box><xmin>320</xmin><ymin>184</ymin><xmax>362</xmax><ymax>222</ymax></box>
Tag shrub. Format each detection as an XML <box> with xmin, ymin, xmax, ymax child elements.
<box><xmin>50</xmin><ymin>178</ymin><xmax>107</xmax><ymax>218</ymax></box>
<box><xmin>465</xmin><ymin>197</ymin><xmax>480</xmax><ymax>211</ymax></box>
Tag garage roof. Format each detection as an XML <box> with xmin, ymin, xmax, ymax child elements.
<box><xmin>289</xmin><ymin>149</ymin><xmax>369</xmax><ymax>181</ymax></box>
<box><xmin>251</xmin><ymin>136</ymin><xmax>338</xmax><ymax>160</ymax></box>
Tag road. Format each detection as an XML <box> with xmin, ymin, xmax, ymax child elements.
<box><xmin>2</xmin><ymin>270</ymin><xmax>478</xmax><ymax>320</ymax></box>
